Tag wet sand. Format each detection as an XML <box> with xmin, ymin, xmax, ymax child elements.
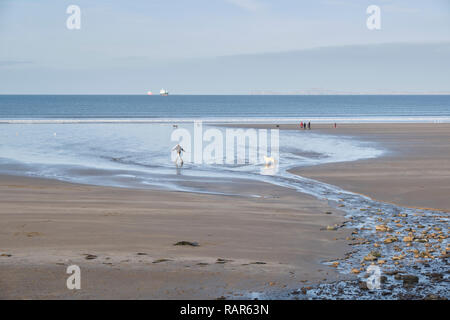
<box><xmin>224</xmin><ymin>123</ymin><xmax>450</xmax><ymax>211</ymax></box>
<box><xmin>289</xmin><ymin>123</ymin><xmax>450</xmax><ymax>212</ymax></box>
<box><xmin>0</xmin><ymin>174</ymin><xmax>350</xmax><ymax>299</ymax></box>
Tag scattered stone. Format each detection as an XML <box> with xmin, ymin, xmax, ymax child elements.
<box><xmin>395</xmin><ymin>274</ymin><xmax>419</xmax><ymax>287</ymax></box>
<box><xmin>216</xmin><ymin>258</ymin><xmax>234</xmax><ymax>264</ymax></box>
<box><xmin>0</xmin><ymin>253</ymin><xmax>12</xmax><ymax>257</ymax></box>
<box><xmin>370</xmin><ymin>250</ymin><xmax>381</xmax><ymax>258</ymax></box>
<box><xmin>364</xmin><ymin>254</ymin><xmax>378</xmax><ymax>261</ymax></box>
<box><xmin>384</xmin><ymin>236</ymin><xmax>398</xmax><ymax>244</ymax></box>
<box><xmin>152</xmin><ymin>259</ymin><xmax>171</xmax><ymax>264</ymax></box>
<box><xmin>26</xmin><ymin>232</ymin><xmax>41</xmax><ymax>237</ymax></box>
<box><xmin>428</xmin><ymin>273</ymin><xmax>443</xmax><ymax>282</ymax></box>
<box><xmin>358</xmin><ymin>281</ymin><xmax>368</xmax><ymax>290</ymax></box>
<box><xmin>326</xmin><ymin>225</ymin><xmax>338</xmax><ymax>231</ymax></box>
<box><xmin>351</xmin><ymin>268</ymin><xmax>360</xmax><ymax>274</ymax></box>
<box><xmin>403</xmin><ymin>236</ymin><xmax>414</xmax><ymax>242</ymax></box>
<box><xmin>250</xmin><ymin>261</ymin><xmax>266</xmax><ymax>265</ymax></box>
<box><xmin>136</xmin><ymin>252</ymin><xmax>147</xmax><ymax>256</ymax></box>
<box><xmin>385</xmin><ymin>270</ymin><xmax>399</xmax><ymax>276</ymax></box>
<box><xmin>375</xmin><ymin>225</ymin><xmax>392</xmax><ymax>232</ymax></box>
<box><xmin>84</xmin><ymin>254</ymin><xmax>97</xmax><ymax>260</ymax></box>
<box><xmin>174</xmin><ymin>241</ymin><xmax>199</xmax><ymax>247</ymax></box>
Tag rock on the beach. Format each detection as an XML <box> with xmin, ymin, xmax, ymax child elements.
<box><xmin>358</xmin><ymin>281</ymin><xmax>368</xmax><ymax>290</ymax></box>
<box><xmin>363</xmin><ymin>253</ymin><xmax>378</xmax><ymax>261</ymax></box>
<box><xmin>395</xmin><ymin>274</ymin><xmax>419</xmax><ymax>287</ymax></box>
<box><xmin>375</xmin><ymin>225</ymin><xmax>392</xmax><ymax>232</ymax></box>
<box><xmin>403</xmin><ymin>236</ymin><xmax>414</xmax><ymax>242</ymax></box>
<box><xmin>384</xmin><ymin>236</ymin><xmax>398</xmax><ymax>244</ymax></box>
<box><xmin>174</xmin><ymin>241</ymin><xmax>199</xmax><ymax>247</ymax></box>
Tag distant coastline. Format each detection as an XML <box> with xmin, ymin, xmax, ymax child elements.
<box><xmin>248</xmin><ymin>90</ymin><xmax>450</xmax><ymax>96</ymax></box>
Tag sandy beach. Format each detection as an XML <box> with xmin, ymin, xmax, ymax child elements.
<box><xmin>291</xmin><ymin>123</ymin><xmax>450</xmax><ymax>212</ymax></box>
<box><xmin>226</xmin><ymin>123</ymin><xmax>450</xmax><ymax>211</ymax></box>
<box><xmin>0</xmin><ymin>123</ymin><xmax>449</xmax><ymax>299</ymax></box>
<box><xmin>0</xmin><ymin>174</ymin><xmax>350</xmax><ymax>299</ymax></box>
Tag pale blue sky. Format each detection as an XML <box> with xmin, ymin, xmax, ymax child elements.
<box><xmin>0</xmin><ymin>0</ymin><xmax>449</xmax><ymax>93</ymax></box>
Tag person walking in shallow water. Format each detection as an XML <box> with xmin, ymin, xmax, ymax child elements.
<box><xmin>172</xmin><ymin>144</ymin><xmax>185</xmax><ymax>167</ymax></box>
<box><xmin>308</xmin><ymin>121</ymin><xmax>311</xmax><ymax>130</ymax></box>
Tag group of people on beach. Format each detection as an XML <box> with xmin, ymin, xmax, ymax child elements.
<box><xmin>300</xmin><ymin>121</ymin><xmax>311</xmax><ymax>130</ymax></box>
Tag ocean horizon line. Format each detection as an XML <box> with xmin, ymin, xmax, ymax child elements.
<box><xmin>1</xmin><ymin>116</ymin><xmax>450</xmax><ymax>124</ymax></box>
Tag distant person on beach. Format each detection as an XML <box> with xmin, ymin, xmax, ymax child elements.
<box><xmin>300</xmin><ymin>121</ymin><xmax>303</xmax><ymax>129</ymax></box>
<box><xmin>308</xmin><ymin>122</ymin><xmax>311</xmax><ymax>130</ymax></box>
<box><xmin>334</xmin><ymin>123</ymin><xmax>337</xmax><ymax>128</ymax></box>
<box><xmin>172</xmin><ymin>143</ymin><xmax>185</xmax><ymax>167</ymax></box>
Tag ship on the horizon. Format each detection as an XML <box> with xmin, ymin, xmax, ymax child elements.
<box><xmin>160</xmin><ymin>89</ymin><xmax>169</xmax><ymax>96</ymax></box>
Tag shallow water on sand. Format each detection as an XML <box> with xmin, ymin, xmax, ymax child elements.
<box><xmin>0</xmin><ymin>122</ymin><xmax>383</xmax><ymax>192</ymax></box>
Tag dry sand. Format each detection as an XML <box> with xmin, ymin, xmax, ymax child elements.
<box><xmin>0</xmin><ymin>174</ymin><xmax>349</xmax><ymax>299</ymax></box>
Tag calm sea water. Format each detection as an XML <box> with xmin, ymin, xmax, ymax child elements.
<box><xmin>1</xmin><ymin>95</ymin><xmax>449</xmax><ymax>121</ymax></box>
<box><xmin>0</xmin><ymin>94</ymin><xmax>446</xmax><ymax>193</ymax></box>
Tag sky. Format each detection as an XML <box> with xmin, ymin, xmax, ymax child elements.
<box><xmin>0</xmin><ymin>0</ymin><xmax>449</xmax><ymax>94</ymax></box>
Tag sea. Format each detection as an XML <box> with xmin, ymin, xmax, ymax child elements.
<box><xmin>1</xmin><ymin>95</ymin><xmax>449</xmax><ymax>193</ymax></box>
